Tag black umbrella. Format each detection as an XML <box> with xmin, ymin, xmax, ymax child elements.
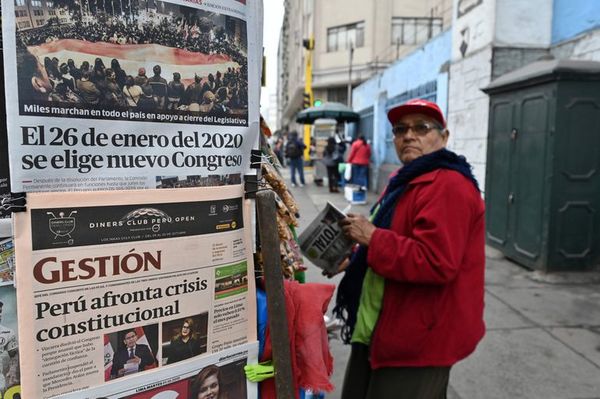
<box><xmin>295</xmin><ymin>102</ymin><xmax>360</xmax><ymax>124</ymax></box>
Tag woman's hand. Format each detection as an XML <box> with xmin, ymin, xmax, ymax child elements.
<box><xmin>339</xmin><ymin>213</ymin><xmax>376</xmax><ymax>246</ymax></box>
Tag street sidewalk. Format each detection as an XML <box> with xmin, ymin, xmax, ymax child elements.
<box><xmin>284</xmin><ymin>168</ymin><xmax>600</xmax><ymax>399</ymax></box>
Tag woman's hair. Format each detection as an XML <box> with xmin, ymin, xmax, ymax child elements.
<box><xmin>325</xmin><ymin>136</ymin><xmax>336</xmax><ymax>153</ymax></box>
<box><xmin>111</xmin><ymin>58</ymin><xmax>121</xmax><ymax>70</ymax></box>
<box><xmin>190</xmin><ymin>365</ymin><xmax>220</xmax><ymax>398</ymax></box>
<box><xmin>173</xmin><ymin>318</ymin><xmax>197</xmax><ymax>341</ymax></box>
<box><xmin>94</xmin><ymin>58</ymin><xmax>105</xmax><ymax>70</ymax></box>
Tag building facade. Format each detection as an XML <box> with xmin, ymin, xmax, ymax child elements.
<box><xmin>448</xmin><ymin>0</ymin><xmax>600</xmax><ymax>193</ymax></box>
<box><xmin>352</xmin><ymin>30</ymin><xmax>452</xmax><ymax>192</ymax></box>
<box><xmin>350</xmin><ymin>0</ymin><xmax>600</xmax><ymax>193</ymax></box>
<box><xmin>14</xmin><ymin>0</ymin><xmax>71</xmax><ymax>31</ymax></box>
<box><xmin>277</xmin><ymin>0</ymin><xmax>453</xmax><ymax>130</ymax></box>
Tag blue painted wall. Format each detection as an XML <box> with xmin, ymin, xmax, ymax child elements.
<box><xmin>552</xmin><ymin>0</ymin><xmax>600</xmax><ymax>44</ymax></box>
<box><xmin>352</xmin><ymin>30</ymin><xmax>452</xmax><ymax>169</ymax></box>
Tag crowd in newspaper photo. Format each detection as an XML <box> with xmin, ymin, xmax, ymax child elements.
<box><xmin>15</xmin><ymin>0</ymin><xmax>249</xmax><ymax>125</ymax></box>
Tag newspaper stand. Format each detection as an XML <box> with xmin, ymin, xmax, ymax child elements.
<box><xmin>255</xmin><ymin>190</ymin><xmax>296</xmax><ymax>399</ymax></box>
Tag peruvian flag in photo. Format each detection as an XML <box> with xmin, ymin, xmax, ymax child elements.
<box><xmin>27</xmin><ymin>40</ymin><xmax>241</xmax><ymax>87</ymax></box>
<box><xmin>104</xmin><ymin>334</ymin><xmax>114</xmax><ymax>381</ymax></box>
<box><xmin>136</xmin><ymin>326</ymin><xmax>157</xmax><ymax>370</ymax></box>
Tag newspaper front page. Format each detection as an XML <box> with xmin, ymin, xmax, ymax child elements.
<box><xmin>0</xmin><ymin>285</ymin><xmax>20</xmax><ymax>399</ymax></box>
<box><xmin>56</xmin><ymin>343</ymin><xmax>258</xmax><ymax>399</ymax></box>
<box><xmin>13</xmin><ymin>185</ymin><xmax>257</xmax><ymax>398</ymax></box>
<box><xmin>2</xmin><ymin>0</ymin><xmax>262</xmax><ymax>192</ymax></box>
<box><xmin>298</xmin><ymin>202</ymin><xmax>354</xmax><ymax>275</ymax></box>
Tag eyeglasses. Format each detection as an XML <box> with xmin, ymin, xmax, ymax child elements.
<box><xmin>392</xmin><ymin>122</ymin><xmax>441</xmax><ymax>137</ymax></box>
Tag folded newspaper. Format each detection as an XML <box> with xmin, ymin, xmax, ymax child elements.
<box><xmin>298</xmin><ymin>202</ymin><xmax>354</xmax><ymax>275</ymax></box>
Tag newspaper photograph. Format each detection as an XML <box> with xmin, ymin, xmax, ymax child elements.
<box><xmin>0</xmin><ymin>239</ymin><xmax>15</xmax><ymax>286</ymax></box>
<box><xmin>2</xmin><ymin>0</ymin><xmax>263</xmax><ymax>192</ymax></box>
<box><xmin>13</xmin><ymin>185</ymin><xmax>257</xmax><ymax>398</ymax></box>
<box><xmin>56</xmin><ymin>342</ymin><xmax>258</xmax><ymax>399</ymax></box>
<box><xmin>0</xmin><ymin>285</ymin><xmax>20</xmax><ymax>399</ymax></box>
<box><xmin>298</xmin><ymin>202</ymin><xmax>354</xmax><ymax>275</ymax></box>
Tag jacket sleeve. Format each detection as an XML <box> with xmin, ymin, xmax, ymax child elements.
<box><xmin>139</xmin><ymin>345</ymin><xmax>156</xmax><ymax>369</ymax></box>
<box><xmin>347</xmin><ymin>143</ymin><xmax>357</xmax><ymax>163</ymax></box>
<box><xmin>367</xmin><ymin>175</ymin><xmax>478</xmax><ymax>284</ymax></box>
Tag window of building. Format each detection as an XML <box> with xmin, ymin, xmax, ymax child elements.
<box><xmin>327</xmin><ymin>21</ymin><xmax>364</xmax><ymax>52</ymax></box>
<box><xmin>327</xmin><ymin>87</ymin><xmax>348</xmax><ymax>105</ymax></box>
<box><xmin>18</xmin><ymin>21</ymin><xmax>31</xmax><ymax>29</ymax></box>
<box><xmin>46</xmin><ymin>1</ymin><xmax>54</xmax><ymax>7</ymax></box>
<box><xmin>48</xmin><ymin>10</ymin><xmax>55</xmax><ymax>15</ymax></box>
<box><xmin>31</xmin><ymin>0</ymin><xmax>43</xmax><ymax>6</ymax></box>
<box><xmin>33</xmin><ymin>9</ymin><xmax>44</xmax><ymax>16</ymax></box>
<box><xmin>391</xmin><ymin>17</ymin><xmax>442</xmax><ymax>45</ymax></box>
<box><xmin>15</xmin><ymin>0</ymin><xmax>26</xmax><ymax>6</ymax></box>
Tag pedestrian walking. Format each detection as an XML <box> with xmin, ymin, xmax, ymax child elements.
<box><xmin>333</xmin><ymin>99</ymin><xmax>485</xmax><ymax>399</ymax></box>
<box><xmin>347</xmin><ymin>135</ymin><xmax>371</xmax><ymax>190</ymax></box>
<box><xmin>285</xmin><ymin>131</ymin><xmax>306</xmax><ymax>187</ymax></box>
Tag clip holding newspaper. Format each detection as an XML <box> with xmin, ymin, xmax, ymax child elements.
<box><xmin>12</xmin><ymin>185</ymin><xmax>257</xmax><ymax>398</ymax></box>
<box><xmin>298</xmin><ymin>202</ymin><xmax>355</xmax><ymax>275</ymax></box>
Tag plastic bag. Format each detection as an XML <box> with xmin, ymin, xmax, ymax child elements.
<box><xmin>344</xmin><ymin>164</ymin><xmax>352</xmax><ymax>181</ymax></box>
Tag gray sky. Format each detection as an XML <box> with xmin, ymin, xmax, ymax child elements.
<box><xmin>259</xmin><ymin>0</ymin><xmax>284</xmax><ymax>127</ymax></box>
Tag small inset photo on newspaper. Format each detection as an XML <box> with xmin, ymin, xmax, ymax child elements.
<box><xmin>104</xmin><ymin>325</ymin><xmax>159</xmax><ymax>381</ymax></box>
<box><xmin>161</xmin><ymin>313</ymin><xmax>209</xmax><ymax>366</ymax></box>
<box><xmin>0</xmin><ymin>238</ymin><xmax>15</xmax><ymax>285</ymax></box>
<box><xmin>187</xmin><ymin>359</ymin><xmax>248</xmax><ymax>399</ymax></box>
<box><xmin>123</xmin><ymin>357</ymin><xmax>248</xmax><ymax>399</ymax></box>
<box><xmin>155</xmin><ymin>174</ymin><xmax>243</xmax><ymax>189</ymax></box>
<box><xmin>214</xmin><ymin>261</ymin><xmax>249</xmax><ymax>300</ymax></box>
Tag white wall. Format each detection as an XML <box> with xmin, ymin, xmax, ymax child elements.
<box><xmin>448</xmin><ymin>0</ymin><xmax>496</xmax><ymax>191</ymax></box>
<box><xmin>451</xmin><ymin>0</ymin><xmax>496</xmax><ymax>61</ymax></box>
<box><xmin>552</xmin><ymin>29</ymin><xmax>600</xmax><ymax>61</ymax></box>
<box><xmin>447</xmin><ymin>46</ymin><xmax>493</xmax><ymax>192</ymax></box>
<box><xmin>494</xmin><ymin>0</ymin><xmax>552</xmax><ymax>47</ymax></box>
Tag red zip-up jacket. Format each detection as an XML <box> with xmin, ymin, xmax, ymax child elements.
<box><xmin>347</xmin><ymin>140</ymin><xmax>371</xmax><ymax>166</ymax></box>
<box><xmin>366</xmin><ymin>169</ymin><xmax>485</xmax><ymax>368</ymax></box>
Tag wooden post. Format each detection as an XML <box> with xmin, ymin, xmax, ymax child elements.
<box><xmin>256</xmin><ymin>190</ymin><xmax>295</xmax><ymax>399</ymax></box>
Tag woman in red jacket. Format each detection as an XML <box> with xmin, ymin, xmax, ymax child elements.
<box><xmin>334</xmin><ymin>99</ymin><xmax>485</xmax><ymax>399</ymax></box>
<box><xmin>347</xmin><ymin>136</ymin><xmax>371</xmax><ymax>189</ymax></box>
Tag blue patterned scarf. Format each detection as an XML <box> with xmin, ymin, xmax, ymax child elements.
<box><xmin>332</xmin><ymin>148</ymin><xmax>479</xmax><ymax>344</ymax></box>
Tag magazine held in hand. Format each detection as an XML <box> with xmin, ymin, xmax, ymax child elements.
<box><xmin>298</xmin><ymin>202</ymin><xmax>354</xmax><ymax>275</ymax></box>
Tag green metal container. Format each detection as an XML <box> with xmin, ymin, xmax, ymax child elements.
<box><xmin>483</xmin><ymin>59</ymin><xmax>600</xmax><ymax>271</ymax></box>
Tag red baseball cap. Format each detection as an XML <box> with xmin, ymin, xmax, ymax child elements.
<box><xmin>387</xmin><ymin>99</ymin><xmax>446</xmax><ymax>128</ymax></box>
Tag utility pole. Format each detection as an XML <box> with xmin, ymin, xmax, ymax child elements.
<box><xmin>302</xmin><ymin>36</ymin><xmax>314</xmax><ymax>160</ymax></box>
<box><xmin>347</xmin><ymin>44</ymin><xmax>354</xmax><ymax>108</ymax></box>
